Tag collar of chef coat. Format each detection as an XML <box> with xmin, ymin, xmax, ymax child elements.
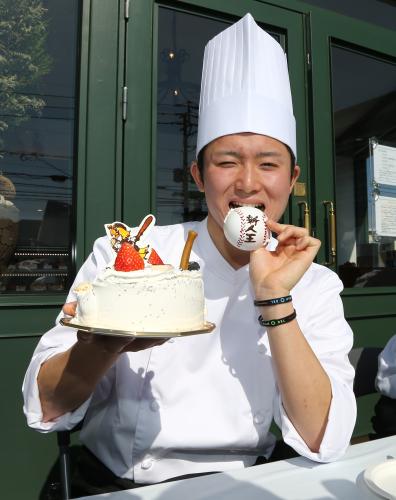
<box><xmin>195</xmin><ymin>217</ymin><xmax>277</xmax><ymax>284</ymax></box>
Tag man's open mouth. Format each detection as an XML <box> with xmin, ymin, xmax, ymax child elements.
<box><xmin>229</xmin><ymin>202</ymin><xmax>265</xmax><ymax>211</ymax></box>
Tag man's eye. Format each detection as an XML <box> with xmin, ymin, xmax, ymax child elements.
<box><xmin>218</xmin><ymin>162</ymin><xmax>236</xmax><ymax>167</ymax></box>
<box><xmin>260</xmin><ymin>163</ymin><xmax>277</xmax><ymax>169</ymax></box>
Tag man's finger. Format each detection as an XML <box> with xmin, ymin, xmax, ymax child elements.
<box><xmin>272</xmin><ymin>224</ymin><xmax>309</xmax><ymax>242</ymax></box>
<box><xmin>63</xmin><ymin>301</ymin><xmax>77</xmax><ymax>316</ymax></box>
<box><xmin>296</xmin><ymin>236</ymin><xmax>321</xmax><ymax>250</ymax></box>
<box><xmin>266</xmin><ymin>220</ymin><xmax>290</xmax><ymax>232</ymax></box>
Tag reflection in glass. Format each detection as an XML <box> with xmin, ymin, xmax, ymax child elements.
<box><xmin>156</xmin><ymin>9</ymin><xmax>227</xmax><ymax>225</ymax></box>
<box><xmin>331</xmin><ymin>46</ymin><xmax>396</xmax><ymax>287</ymax></box>
<box><xmin>0</xmin><ymin>0</ymin><xmax>80</xmax><ymax>294</ymax></box>
<box><xmin>303</xmin><ymin>0</ymin><xmax>396</xmax><ymax>31</ymax></box>
<box><xmin>156</xmin><ymin>8</ymin><xmax>281</xmax><ymax>225</ymax></box>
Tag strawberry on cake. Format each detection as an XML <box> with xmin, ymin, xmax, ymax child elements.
<box><xmin>71</xmin><ymin>216</ymin><xmax>206</xmax><ymax>333</ymax></box>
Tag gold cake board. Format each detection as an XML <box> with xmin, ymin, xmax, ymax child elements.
<box><xmin>60</xmin><ymin>318</ymin><xmax>215</xmax><ymax>338</ymax></box>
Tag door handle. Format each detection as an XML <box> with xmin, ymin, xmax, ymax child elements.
<box><xmin>323</xmin><ymin>200</ymin><xmax>336</xmax><ymax>266</ymax></box>
<box><xmin>297</xmin><ymin>201</ymin><xmax>311</xmax><ymax>234</ymax></box>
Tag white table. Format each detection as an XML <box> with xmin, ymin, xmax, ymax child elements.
<box><xmin>76</xmin><ymin>436</ymin><xmax>396</xmax><ymax>500</ymax></box>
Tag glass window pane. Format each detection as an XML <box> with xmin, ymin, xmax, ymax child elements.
<box><xmin>156</xmin><ymin>8</ymin><xmax>281</xmax><ymax>225</ymax></box>
<box><xmin>303</xmin><ymin>0</ymin><xmax>396</xmax><ymax>31</ymax></box>
<box><xmin>331</xmin><ymin>45</ymin><xmax>396</xmax><ymax>287</ymax></box>
<box><xmin>0</xmin><ymin>0</ymin><xmax>80</xmax><ymax>295</ymax></box>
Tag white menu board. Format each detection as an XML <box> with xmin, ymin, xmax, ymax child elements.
<box><xmin>373</xmin><ymin>144</ymin><xmax>396</xmax><ymax>186</ymax></box>
<box><xmin>368</xmin><ymin>141</ymin><xmax>396</xmax><ymax>239</ymax></box>
<box><xmin>375</xmin><ymin>195</ymin><xmax>396</xmax><ymax>238</ymax></box>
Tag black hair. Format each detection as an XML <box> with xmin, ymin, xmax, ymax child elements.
<box><xmin>197</xmin><ymin>147</ymin><xmax>206</xmax><ymax>181</ymax></box>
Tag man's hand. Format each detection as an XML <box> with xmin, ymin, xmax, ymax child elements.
<box><xmin>249</xmin><ymin>220</ymin><xmax>321</xmax><ymax>298</ymax></box>
<box><xmin>63</xmin><ymin>302</ymin><xmax>167</xmax><ymax>354</ymax></box>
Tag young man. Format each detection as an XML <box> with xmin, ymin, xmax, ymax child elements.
<box><xmin>23</xmin><ymin>13</ymin><xmax>356</xmax><ymax>493</ymax></box>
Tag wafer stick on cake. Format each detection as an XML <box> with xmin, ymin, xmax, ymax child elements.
<box><xmin>179</xmin><ymin>230</ymin><xmax>198</xmax><ymax>270</ymax></box>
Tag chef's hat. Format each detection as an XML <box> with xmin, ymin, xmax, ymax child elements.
<box><xmin>196</xmin><ymin>13</ymin><xmax>296</xmax><ymax>159</ymax></box>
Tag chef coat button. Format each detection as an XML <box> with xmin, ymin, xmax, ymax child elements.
<box><xmin>258</xmin><ymin>344</ymin><xmax>266</xmax><ymax>353</ymax></box>
<box><xmin>141</xmin><ymin>457</ymin><xmax>153</xmax><ymax>470</ymax></box>
<box><xmin>150</xmin><ymin>400</ymin><xmax>160</xmax><ymax>411</ymax></box>
<box><xmin>253</xmin><ymin>411</ymin><xmax>265</xmax><ymax>425</ymax></box>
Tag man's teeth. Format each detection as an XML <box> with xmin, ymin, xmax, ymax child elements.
<box><xmin>229</xmin><ymin>202</ymin><xmax>265</xmax><ymax>210</ymax></box>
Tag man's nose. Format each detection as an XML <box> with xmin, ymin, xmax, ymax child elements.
<box><xmin>234</xmin><ymin>164</ymin><xmax>260</xmax><ymax>194</ymax></box>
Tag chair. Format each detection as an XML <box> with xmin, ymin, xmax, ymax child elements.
<box><xmin>40</xmin><ymin>429</ymin><xmax>75</xmax><ymax>500</ymax></box>
<box><xmin>57</xmin><ymin>430</ymin><xmax>73</xmax><ymax>500</ymax></box>
<box><xmin>347</xmin><ymin>346</ymin><xmax>396</xmax><ymax>442</ymax></box>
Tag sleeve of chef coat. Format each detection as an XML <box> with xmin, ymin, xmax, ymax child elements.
<box><xmin>273</xmin><ymin>269</ymin><xmax>357</xmax><ymax>462</ymax></box>
<box><xmin>22</xmin><ymin>236</ymin><xmax>114</xmax><ymax>432</ymax></box>
<box><xmin>376</xmin><ymin>335</ymin><xmax>396</xmax><ymax>399</ymax></box>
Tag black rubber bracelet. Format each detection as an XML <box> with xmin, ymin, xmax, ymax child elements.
<box><xmin>254</xmin><ymin>295</ymin><xmax>292</xmax><ymax>307</ymax></box>
<box><xmin>258</xmin><ymin>309</ymin><xmax>297</xmax><ymax>327</ymax></box>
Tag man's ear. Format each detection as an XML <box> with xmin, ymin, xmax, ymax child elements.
<box><xmin>190</xmin><ymin>161</ymin><xmax>204</xmax><ymax>192</ymax></box>
<box><xmin>289</xmin><ymin>164</ymin><xmax>300</xmax><ymax>194</ymax></box>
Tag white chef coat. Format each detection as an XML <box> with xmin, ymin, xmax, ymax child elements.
<box><xmin>23</xmin><ymin>218</ymin><xmax>356</xmax><ymax>484</ymax></box>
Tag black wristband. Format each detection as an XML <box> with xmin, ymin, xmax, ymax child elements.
<box><xmin>258</xmin><ymin>309</ymin><xmax>296</xmax><ymax>327</ymax></box>
<box><xmin>254</xmin><ymin>295</ymin><xmax>292</xmax><ymax>307</ymax></box>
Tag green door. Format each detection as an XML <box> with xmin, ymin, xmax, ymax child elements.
<box><xmin>310</xmin><ymin>12</ymin><xmax>396</xmax><ymax>340</ymax></box>
<box><xmin>123</xmin><ymin>0</ymin><xmax>309</xmax><ymax>228</ymax></box>
<box><xmin>310</xmin><ymin>9</ymin><xmax>396</xmax><ymax>435</ymax></box>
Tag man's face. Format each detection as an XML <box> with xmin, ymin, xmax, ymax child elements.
<box><xmin>191</xmin><ymin>133</ymin><xmax>300</xmax><ymax>247</ymax></box>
